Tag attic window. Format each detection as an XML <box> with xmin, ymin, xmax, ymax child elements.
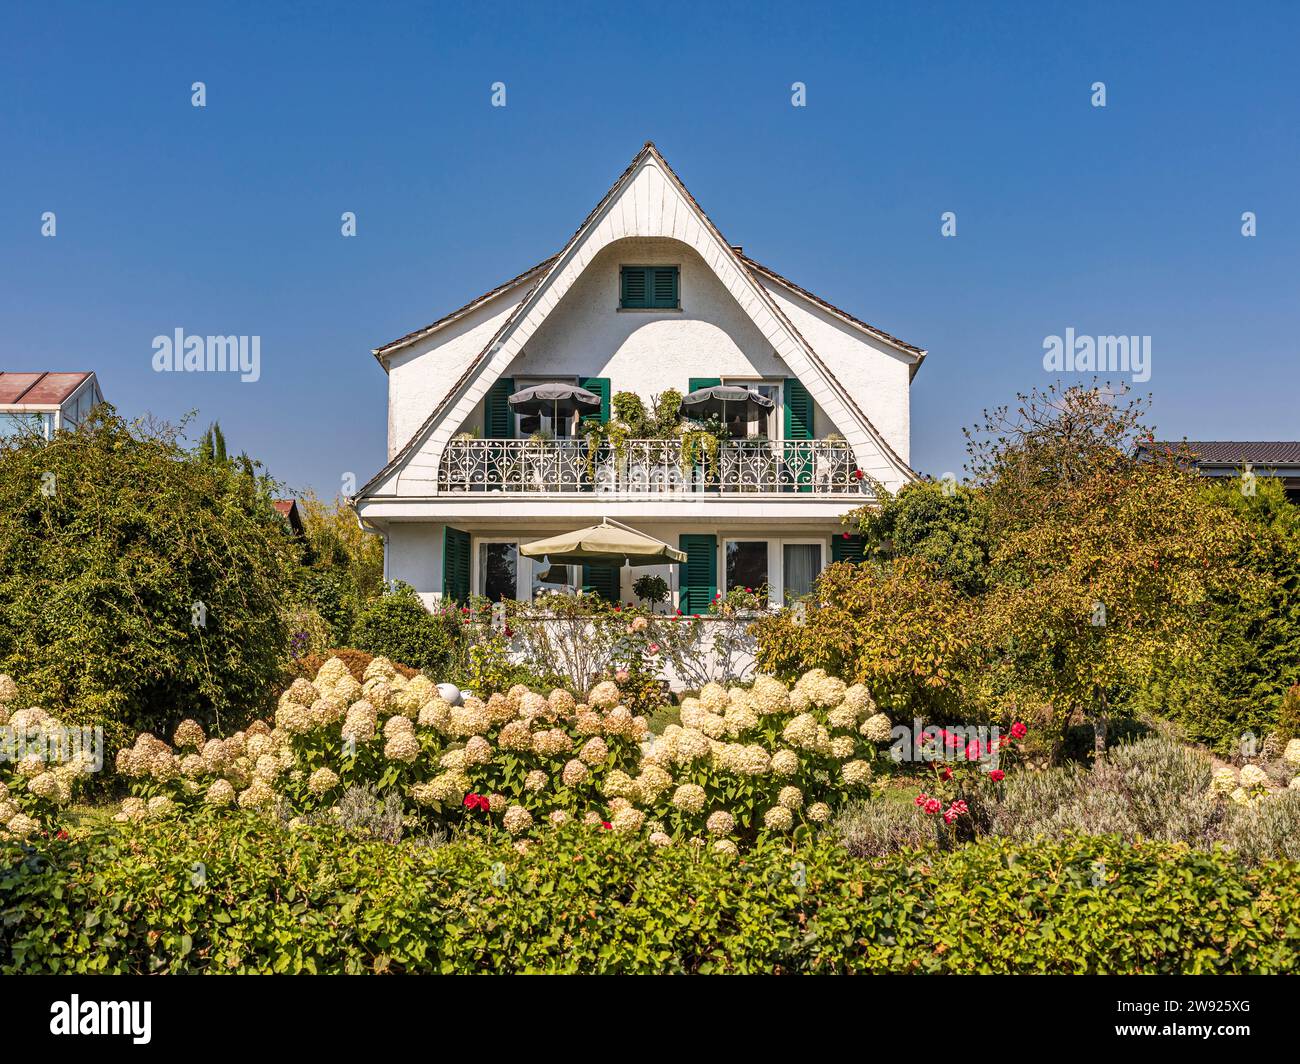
<box><xmin>620</xmin><ymin>265</ymin><xmax>678</xmax><ymax>309</ymax></box>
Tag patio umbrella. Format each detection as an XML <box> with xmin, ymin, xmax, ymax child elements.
<box><xmin>520</xmin><ymin>518</ymin><xmax>687</xmax><ymax>567</ymax></box>
<box><xmin>680</xmin><ymin>384</ymin><xmax>774</xmax><ymax>427</ymax></box>
<box><xmin>508</xmin><ymin>383</ymin><xmax>601</xmax><ymax>429</ymax></box>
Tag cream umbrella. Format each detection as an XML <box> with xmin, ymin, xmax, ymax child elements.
<box><xmin>520</xmin><ymin>518</ymin><xmax>687</xmax><ymax>567</ymax></box>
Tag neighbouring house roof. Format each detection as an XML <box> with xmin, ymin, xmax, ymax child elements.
<box><xmin>357</xmin><ymin>142</ymin><xmax>922</xmax><ymax>501</ymax></box>
<box><xmin>0</xmin><ymin>371</ymin><xmax>94</xmax><ymax>407</ymax></box>
<box><xmin>273</xmin><ymin>499</ymin><xmax>305</xmax><ymax>537</ymax></box>
<box><xmin>1142</xmin><ymin>441</ymin><xmax>1300</xmax><ymax>467</ymax></box>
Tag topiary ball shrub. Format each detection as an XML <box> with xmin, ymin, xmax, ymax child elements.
<box><xmin>349</xmin><ymin>583</ymin><xmax>462</xmax><ymax>676</ymax></box>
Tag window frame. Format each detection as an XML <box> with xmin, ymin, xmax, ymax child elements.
<box><xmin>721</xmin><ymin>535</ymin><xmax>827</xmax><ymax>607</ymax></box>
<box><xmin>470</xmin><ymin>536</ymin><xmax>593</xmax><ymax>603</ymax></box>
<box><xmin>472</xmin><ymin>537</ymin><xmax>524</xmax><ymax>602</ymax></box>
<box><xmin>779</xmin><ymin>538</ymin><xmax>825</xmax><ymax>606</ymax></box>
<box><xmin>720</xmin><ymin>377</ymin><xmax>784</xmax><ymax>439</ymax></box>
<box><xmin>619</xmin><ymin>264</ymin><xmax>680</xmax><ymax>310</ymax></box>
<box><xmin>512</xmin><ymin>375</ymin><xmax>580</xmax><ymax>439</ymax></box>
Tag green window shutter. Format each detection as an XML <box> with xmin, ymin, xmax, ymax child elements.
<box><xmin>581</xmin><ymin>563</ymin><xmax>620</xmax><ymax>603</ymax></box>
<box><xmin>443</xmin><ymin>527</ymin><xmax>471</xmax><ymax>604</ymax></box>
<box><xmin>485</xmin><ymin>377</ymin><xmax>515</xmax><ymax>439</ymax></box>
<box><xmin>650</xmin><ymin>266</ymin><xmax>678</xmax><ymax>308</ymax></box>
<box><xmin>688</xmin><ymin>377</ymin><xmax>721</xmax><ymax>394</ymax></box>
<box><xmin>678</xmin><ymin>534</ymin><xmax>717</xmax><ymax>614</ymax></box>
<box><xmin>621</xmin><ymin>266</ymin><xmax>648</xmax><ymax>308</ymax></box>
<box><xmin>784</xmin><ymin>377</ymin><xmax>814</xmax><ymax>493</ymax></box>
<box><xmin>580</xmin><ymin>377</ymin><xmax>610</xmax><ymax>424</ymax></box>
<box><xmin>783</xmin><ymin>377</ymin><xmax>813</xmax><ymax>440</ymax></box>
<box><xmin>831</xmin><ymin>533</ymin><xmax>865</xmax><ymax>565</ymax></box>
<box><xmin>621</xmin><ymin>266</ymin><xmax>678</xmax><ymax>309</ymax></box>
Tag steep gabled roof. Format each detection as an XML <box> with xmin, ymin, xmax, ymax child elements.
<box><xmin>356</xmin><ymin>143</ymin><xmax>921</xmax><ymax>500</ymax></box>
<box><xmin>739</xmin><ymin>253</ymin><xmax>927</xmax><ymax>378</ymax></box>
<box><xmin>371</xmin><ymin>255</ymin><xmax>559</xmax><ymax>368</ymax></box>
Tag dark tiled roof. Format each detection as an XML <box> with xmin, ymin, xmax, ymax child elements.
<box><xmin>0</xmin><ymin>372</ymin><xmax>92</xmax><ymax>405</ymax></box>
<box><xmin>1144</xmin><ymin>441</ymin><xmax>1300</xmax><ymax>466</ymax></box>
<box><xmin>372</xmin><ymin>255</ymin><xmax>559</xmax><ymax>364</ymax></box>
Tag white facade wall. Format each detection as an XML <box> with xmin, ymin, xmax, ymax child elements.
<box><xmin>395</xmin><ymin>517</ymin><xmax>845</xmax><ymax>610</ymax></box>
<box><xmin>384</xmin><ymin>289</ymin><xmax>528</xmax><ymax>459</ymax></box>
<box><xmin>521</xmin><ymin>240</ymin><xmax>821</xmax><ymax>432</ymax></box>
<box><xmin>759</xmin><ymin>279</ymin><xmax>913</xmax><ymax>465</ymax></box>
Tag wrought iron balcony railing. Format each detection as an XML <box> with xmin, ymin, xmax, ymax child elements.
<box><xmin>437</xmin><ymin>438</ymin><xmax>868</xmax><ymax>496</ymax></box>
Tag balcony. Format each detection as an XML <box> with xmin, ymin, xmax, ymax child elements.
<box><xmin>438</xmin><ymin>438</ymin><xmax>869</xmax><ymax>496</ymax></box>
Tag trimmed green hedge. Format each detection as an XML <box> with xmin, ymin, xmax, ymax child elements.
<box><xmin>3</xmin><ymin>819</ymin><xmax>1298</xmax><ymax>973</ymax></box>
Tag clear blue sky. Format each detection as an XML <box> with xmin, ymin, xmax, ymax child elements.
<box><xmin>2</xmin><ymin>0</ymin><xmax>1296</xmax><ymax>495</ymax></box>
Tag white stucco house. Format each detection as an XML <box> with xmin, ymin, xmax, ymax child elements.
<box><xmin>352</xmin><ymin>142</ymin><xmax>925</xmax><ymax>613</ymax></box>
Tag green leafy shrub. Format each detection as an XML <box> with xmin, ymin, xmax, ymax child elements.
<box><xmin>0</xmin><ymin>410</ymin><xmax>297</xmax><ymax>752</ymax></box>
<box><xmin>849</xmin><ymin>481</ymin><xmax>991</xmax><ymax>595</ymax></box>
<box><xmin>350</xmin><ymin>582</ymin><xmax>462</xmax><ymax>675</ymax></box>
<box><xmin>752</xmin><ymin>558</ymin><xmax>976</xmax><ymax>721</ymax></box>
<box><xmin>5</xmin><ymin>820</ymin><xmax>1300</xmax><ymax>973</ymax></box>
<box><xmin>1276</xmin><ymin>684</ymin><xmax>1300</xmax><ymax>744</ymax></box>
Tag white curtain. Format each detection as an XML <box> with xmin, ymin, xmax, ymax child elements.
<box><xmin>783</xmin><ymin>544</ymin><xmax>819</xmax><ymax>603</ymax></box>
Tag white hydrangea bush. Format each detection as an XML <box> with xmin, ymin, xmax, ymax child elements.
<box><xmin>0</xmin><ymin>675</ymin><xmax>96</xmax><ymax>840</ymax></box>
<box><xmin>644</xmin><ymin>670</ymin><xmax>885</xmax><ymax>842</ymax></box>
<box><xmin>112</xmin><ymin>661</ymin><xmax>891</xmax><ymax>846</ymax></box>
<box><xmin>113</xmin><ymin>656</ymin><xmax>646</xmax><ymax>828</ymax></box>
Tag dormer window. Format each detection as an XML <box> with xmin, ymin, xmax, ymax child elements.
<box><xmin>620</xmin><ymin>265</ymin><xmax>678</xmax><ymax>309</ymax></box>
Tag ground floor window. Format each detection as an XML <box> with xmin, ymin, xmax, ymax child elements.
<box><xmin>782</xmin><ymin>542</ymin><xmax>821</xmax><ymax>603</ymax></box>
<box><xmin>721</xmin><ymin>536</ymin><xmax>825</xmax><ymax>607</ymax></box>
<box><xmin>725</xmin><ymin>540</ymin><xmax>770</xmax><ymax>603</ymax></box>
<box><xmin>478</xmin><ymin>541</ymin><xmax>519</xmax><ymax>602</ymax></box>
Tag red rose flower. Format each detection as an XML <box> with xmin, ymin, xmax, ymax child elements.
<box><xmin>1010</xmin><ymin>721</ymin><xmax>1028</xmax><ymax>739</ymax></box>
<box><xmin>989</xmin><ymin>769</ymin><xmax>1005</xmax><ymax>782</ymax></box>
<box><xmin>601</xmin><ymin>821</ymin><xmax>612</xmax><ymax>830</ymax></box>
<box><xmin>923</xmin><ymin>798</ymin><xmax>942</xmax><ymax>816</ymax></box>
<box><xmin>914</xmin><ymin>792</ymin><xmax>928</xmax><ymax>807</ymax></box>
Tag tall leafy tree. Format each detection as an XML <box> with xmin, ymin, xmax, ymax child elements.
<box><xmin>0</xmin><ymin>409</ymin><xmax>298</xmax><ymax>751</ymax></box>
<box><xmin>968</xmin><ymin>383</ymin><xmax>1244</xmax><ymax>756</ymax></box>
<box><xmin>850</xmin><ymin>481</ymin><xmax>991</xmax><ymax>596</ymax></box>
